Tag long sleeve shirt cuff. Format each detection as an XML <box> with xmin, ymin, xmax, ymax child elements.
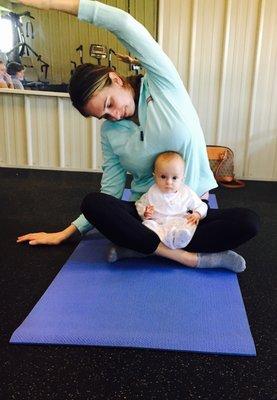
<box><xmin>71</xmin><ymin>214</ymin><xmax>94</xmax><ymax>235</ymax></box>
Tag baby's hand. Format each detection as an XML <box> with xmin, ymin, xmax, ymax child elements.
<box><xmin>144</xmin><ymin>205</ymin><xmax>154</xmax><ymax>219</ymax></box>
<box><xmin>186</xmin><ymin>211</ymin><xmax>201</xmax><ymax>226</ymax></box>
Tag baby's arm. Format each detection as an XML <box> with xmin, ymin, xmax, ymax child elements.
<box><xmin>186</xmin><ymin>187</ymin><xmax>208</xmax><ymax>225</ymax></box>
<box><xmin>135</xmin><ymin>193</ymin><xmax>154</xmax><ymax>220</ymax></box>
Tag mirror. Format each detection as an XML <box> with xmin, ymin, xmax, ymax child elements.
<box><xmin>0</xmin><ymin>0</ymin><xmax>158</xmax><ymax>92</ymax></box>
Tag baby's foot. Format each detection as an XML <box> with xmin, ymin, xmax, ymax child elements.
<box><xmin>173</xmin><ymin>228</ymin><xmax>193</xmax><ymax>248</ymax></box>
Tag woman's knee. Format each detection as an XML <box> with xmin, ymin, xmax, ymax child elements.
<box><xmin>81</xmin><ymin>192</ymin><xmax>104</xmax><ymax>214</ymax></box>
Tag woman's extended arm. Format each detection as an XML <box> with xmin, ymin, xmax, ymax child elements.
<box><xmin>17</xmin><ymin>224</ymin><xmax>78</xmax><ymax>245</ymax></box>
<box><xmin>17</xmin><ymin>123</ymin><xmax>127</xmax><ymax>245</ymax></box>
<box><xmin>17</xmin><ymin>0</ymin><xmax>79</xmax><ymax>15</ymax></box>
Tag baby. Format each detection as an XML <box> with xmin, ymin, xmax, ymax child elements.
<box><xmin>108</xmin><ymin>151</ymin><xmax>246</xmax><ymax>273</ymax></box>
<box><xmin>135</xmin><ymin>151</ymin><xmax>207</xmax><ymax>249</ymax></box>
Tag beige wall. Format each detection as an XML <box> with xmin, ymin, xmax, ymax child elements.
<box><xmin>0</xmin><ymin>0</ymin><xmax>277</xmax><ymax>181</ymax></box>
<box><xmin>0</xmin><ymin>90</ymin><xmax>103</xmax><ymax>170</ymax></box>
<box><xmin>159</xmin><ymin>0</ymin><xmax>277</xmax><ymax>181</ymax></box>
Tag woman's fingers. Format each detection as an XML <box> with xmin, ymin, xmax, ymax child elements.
<box><xmin>17</xmin><ymin>232</ymin><xmax>51</xmax><ymax>245</ymax></box>
<box><xmin>116</xmin><ymin>53</ymin><xmax>129</xmax><ymax>63</ymax></box>
<box><xmin>16</xmin><ymin>0</ymin><xmax>79</xmax><ymax>14</ymax></box>
<box><xmin>29</xmin><ymin>239</ymin><xmax>40</xmax><ymax>245</ymax></box>
<box><xmin>116</xmin><ymin>53</ymin><xmax>139</xmax><ymax>65</ymax></box>
<box><xmin>17</xmin><ymin>232</ymin><xmax>65</xmax><ymax>245</ymax></box>
<box><xmin>17</xmin><ymin>233</ymin><xmax>44</xmax><ymax>242</ymax></box>
<box><xmin>16</xmin><ymin>0</ymin><xmax>51</xmax><ymax>10</ymax></box>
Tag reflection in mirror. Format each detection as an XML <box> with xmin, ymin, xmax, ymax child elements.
<box><xmin>0</xmin><ymin>0</ymin><xmax>158</xmax><ymax>92</ymax></box>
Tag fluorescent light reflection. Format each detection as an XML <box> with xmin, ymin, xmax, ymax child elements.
<box><xmin>0</xmin><ymin>18</ymin><xmax>13</xmax><ymax>53</ymax></box>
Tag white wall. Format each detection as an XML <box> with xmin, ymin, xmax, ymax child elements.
<box><xmin>159</xmin><ymin>0</ymin><xmax>277</xmax><ymax>181</ymax></box>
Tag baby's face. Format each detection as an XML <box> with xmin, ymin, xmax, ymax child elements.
<box><xmin>154</xmin><ymin>158</ymin><xmax>184</xmax><ymax>193</ymax></box>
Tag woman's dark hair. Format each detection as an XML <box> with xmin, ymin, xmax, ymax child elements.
<box><xmin>7</xmin><ymin>62</ymin><xmax>24</xmax><ymax>76</ymax></box>
<box><xmin>69</xmin><ymin>63</ymin><xmax>142</xmax><ymax>117</ymax></box>
<box><xmin>69</xmin><ymin>64</ymin><xmax>116</xmax><ymax>117</ymax></box>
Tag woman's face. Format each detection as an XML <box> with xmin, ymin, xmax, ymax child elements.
<box><xmin>83</xmin><ymin>73</ymin><xmax>136</xmax><ymax>121</ymax></box>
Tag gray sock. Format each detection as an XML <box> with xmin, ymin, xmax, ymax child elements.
<box><xmin>197</xmin><ymin>250</ymin><xmax>246</xmax><ymax>273</ymax></box>
<box><xmin>107</xmin><ymin>245</ymin><xmax>148</xmax><ymax>263</ymax></box>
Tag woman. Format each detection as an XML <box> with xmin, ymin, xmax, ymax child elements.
<box><xmin>17</xmin><ymin>0</ymin><xmax>259</xmax><ymax>271</ymax></box>
<box><xmin>0</xmin><ymin>61</ymin><xmax>14</xmax><ymax>89</ymax></box>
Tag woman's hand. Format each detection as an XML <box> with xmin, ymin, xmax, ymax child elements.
<box><xmin>3</xmin><ymin>72</ymin><xmax>14</xmax><ymax>88</ymax></box>
<box><xmin>17</xmin><ymin>225</ymin><xmax>78</xmax><ymax>245</ymax></box>
<box><xmin>15</xmin><ymin>0</ymin><xmax>79</xmax><ymax>15</ymax></box>
<box><xmin>15</xmin><ymin>0</ymin><xmax>51</xmax><ymax>10</ymax></box>
<box><xmin>116</xmin><ymin>53</ymin><xmax>140</xmax><ymax>66</ymax></box>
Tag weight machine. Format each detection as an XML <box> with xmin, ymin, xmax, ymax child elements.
<box><xmin>4</xmin><ymin>11</ymin><xmax>49</xmax><ymax>81</ymax></box>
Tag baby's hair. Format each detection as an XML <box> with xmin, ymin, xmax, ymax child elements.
<box><xmin>154</xmin><ymin>151</ymin><xmax>184</xmax><ymax>171</ymax></box>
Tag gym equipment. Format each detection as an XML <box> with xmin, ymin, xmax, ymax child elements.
<box><xmin>89</xmin><ymin>44</ymin><xmax>107</xmax><ymax>65</ymax></box>
<box><xmin>5</xmin><ymin>11</ymin><xmax>49</xmax><ymax>81</ymax></box>
<box><xmin>76</xmin><ymin>44</ymin><xmax>83</xmax><ymax>65</ymax></box>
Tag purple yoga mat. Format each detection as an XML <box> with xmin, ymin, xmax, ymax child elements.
<box><xmin>10</xmin><ymin>191</ymin><xmax>256</xmax><ymax>355</ymax></box>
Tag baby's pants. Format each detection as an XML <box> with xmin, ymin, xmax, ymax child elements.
<box><xmin>143</xmin><ymin>217</ymin><xmax>196</xmax><ymax>249</ymax></box>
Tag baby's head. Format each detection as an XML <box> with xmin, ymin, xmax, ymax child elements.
<box><xmin>153</xmin><ymin>151</ymin><xmax>185</xmax><ymax>193</ymax></box>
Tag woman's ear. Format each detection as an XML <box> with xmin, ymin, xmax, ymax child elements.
<box><xmin>108</xmin><ymin>71</ymin><xmax>123</xmax><ymax>86</ymax></box>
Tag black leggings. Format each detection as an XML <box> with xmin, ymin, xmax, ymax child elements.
<box><xmin>81</xmin><ymin>192</ymin><xmax>260</xmax><ymax>254</ymax></box>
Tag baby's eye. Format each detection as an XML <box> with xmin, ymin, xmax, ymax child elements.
<box><xmin>161</xmin><ymin>175</ymin><xmax>166</xmax><ymax>179</ymax></box>
<box><xmin>173</xmin><ymin>176</ymin><xmax>177</xmax><ymax>180</ymax></box>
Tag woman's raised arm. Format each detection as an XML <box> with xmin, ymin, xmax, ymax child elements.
<box><xmin>17</xmin><ymin>0</ymin><xmax>79</xmax><ymax>15</ymax></box>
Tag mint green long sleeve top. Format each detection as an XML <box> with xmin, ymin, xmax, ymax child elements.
<box><xmin>72</xmin><ymin>0</ymin><xmax>217</xmax><ymax>235</ymax></box>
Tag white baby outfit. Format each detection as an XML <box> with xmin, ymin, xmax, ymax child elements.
<box><xmin>135</xmin><ymin>183</ymin><xmax>208</xmax><ymax>249</ymax></box>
